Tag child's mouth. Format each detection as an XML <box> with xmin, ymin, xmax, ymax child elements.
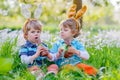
<box><xmin>61</xmin><ymin>34</ymin><xmax>64</xmax><ymax>37</ymax></box>
<box><xmin>35</xmin><ymin>37</ymin><xmax>38</xmax><ymax>39</ymax></box>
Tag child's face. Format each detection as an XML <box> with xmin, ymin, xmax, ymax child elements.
<box><xmin>60</xmin><ymin>25</ymin><xmax>74</xmax><ymax>40</ymax></box>
<box><xmin>27</xmin><ymin>27</ymin><xmax>41</xmax><ymax>44</ymax></box>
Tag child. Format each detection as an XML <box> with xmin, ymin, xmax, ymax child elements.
<box><xmin>19</xmin><ymin>19</ymin><xmax>58</xmax><ymax>79</ymax></box>
<box><xmin>50</xmin><ymin>4</ymin><xmax>97</xmax><ymax>76</ymax></box>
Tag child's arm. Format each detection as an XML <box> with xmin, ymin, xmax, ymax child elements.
<box><xmin>41</xmin><ymin>49</ymin><xmax>53</xmax><ymax>60</ymax></box>
<box><xmin>19</xmin><ymin>46</ymin><xmax>34</xmax><ymax>64</ymax></box>
<box><xmin>37</xmin><ymin>46</ymin><xmax>53</xmax><ymax>60</ymax></box>
<box><xmin>49</xmin><ymin>41</ymin><xmax>65</xmax><ymax>61</ymax></box>
<box><xmin>38</xmin><ymin>47</ymin><xmax>56</xmax><ymax>61</ymax></box>
<box><xmin>74</xmin><ymin>49</ymin><xmax>89</xmax><ymax>60</ymax></box>
<box><xmin>67</xmin><ymin>46</ymin><xmax>89</xmax><ymax>60</ymax></box>
<box><xmin>56</xmin><ymin>48</ymin><xmax>63</xmax><ymax>59</ymax></box>
<box><xmin>37</xmin><ymin>42</ymin><xmax>54</xmax><ymax>60</ymax></box>
<box><xmin>20</xmin><ymin>46</ymin><xmax>44</xmax><ymax>64</ymax></box>
<box><xmin>44</xmin><ymin>50</ymin><xmax>62</xmax><ymax>61</ymax></box>
<box><xmin>44</xmin><ymin>49</ymin><xmax>63</xmax><ymax>61</ymax></box>
<box><xmin>47</xmin><ymin>53</ymin><xmax>56</xmax><ymax>61</ymax></box>
<box><xmin>20</xmin><ymin>55</ymin><xmax>34</xmax><ymax>64</ymax></box>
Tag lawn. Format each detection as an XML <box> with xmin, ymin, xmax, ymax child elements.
<box><xmin>0</xmin><ymin>29</ymin><xmax>120</xmax><ymax>80</ymax></box>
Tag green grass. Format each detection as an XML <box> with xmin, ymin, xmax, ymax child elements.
<box><xmin>42</xmin><ymin>23</ymin><xmax>59</xmax><ymax>34</ymax></box>
<box><xmin>1</xmin><ymin>22</ymin><xmax>120</xmax><ymax>34</ymax></box>
<box><xmin>86</xmin><ymin>46</ymin><xmax>120</xmax><ymax>68</ymax></box>
<box><xmin>0</xmin><ymin>23</ymin><xmax>59</xmax><ymax>33</ymax></box>
<box><xmin>83</xmin><ymin>24</ymin><xmax>120</xmax><ymax>33</ymax></box>
<box><xmin>0</xmin><ymin>37</ymin><xmax>120</xmax><ymax>80</ymax></box>
<box><xmin>0</xmin><ymin>25</ymin><xmax>21</xmax><ymax>31</ymax></box>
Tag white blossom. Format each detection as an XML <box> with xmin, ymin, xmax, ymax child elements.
<box><xmin>0</xmin><ymin>29</ymin><xmax>120</xmax><ymax>49</ymax></box>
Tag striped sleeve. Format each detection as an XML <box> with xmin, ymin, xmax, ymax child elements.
<box><xmin>19</xmin><ymin>46</ymin><xmax>28</xmax><ymax>56</ymax></box>
<box><xmin>77</xmin><ymin>41</ymin><xmax>90</xmax><ymax>60</ymax></box>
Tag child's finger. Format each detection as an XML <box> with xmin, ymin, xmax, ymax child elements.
<box><xmin>41</xmin><ymin>52</ymin><xmax>48</xmax><ymax>56</ymax></box>
<box><xmin>40</xmin><ymin>47</ymin><xmax>48</xmax><ymax>51</ymax></box>
<box><xmin>39</xmin><ymin>50</ymin><xmax>45</xmax><ymax>54</ymax></box>
<box><xmin>38</xmin><ymin>46</ymin><xmax>44</xmax><ymax>50</ymax></box>
<box><xmin>59</xmin><ymin>50</ymin><xmax>63</xmax><ymax>55</ymax></box>
<box><xmin>68</xmin><ymin>46</ymin><xmax>76</xmax><ymax>53</ymax></box>
<box><xmin>38</xmin><ymin>47</ymin><xmax>47</xmax><ymax>51</ymax></box>
<box><xmin>59</xmin><ymin>48</ymin><xmax>63</xmax><ymax>52</ymax></box>
<box><xmin>64</xmin><ymin>52</ymin><xmax>73</xmax><ymax>58</ymax></box>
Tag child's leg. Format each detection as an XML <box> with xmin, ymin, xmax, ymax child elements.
<box><xmin>28</xmin><ymin>66</ymin><xmax>45</xmax><ymax>79</ymax></box>
<box><xmin>47</xmin><ymin>64</ymin><xmax>58</xmax><ymax>75</ymax></box>
<box><xmin>75</xmin><ymin>63</ymin><xmax>97</xmax><ymax>76</ymax></box>
<box><xmin>28</xmin><ymin>65</ymin><xmax>39</xmax><ymax>71</ymax></box>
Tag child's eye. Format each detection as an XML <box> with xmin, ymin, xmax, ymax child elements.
<box><xmin>64</xmin><ymin>29</ymin><xmax>68</xmax><ymax>31</ymax></box>
<box><xmin>31</xmin><ymin>31</ymin><xmax>35</xmax><ymax>33</ymax></box>
<box><xmin>37</xmin><ymin>31</ymin><xmax>40</xmax><ymax>33</ymax></box>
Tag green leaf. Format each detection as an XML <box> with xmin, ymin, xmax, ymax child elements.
<box><xmin>0</xmin><ymin>57</ymin><xmax>14</xmax><ymax>74</ymax></box>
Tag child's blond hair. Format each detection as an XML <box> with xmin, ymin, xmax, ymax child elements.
<box><xmin>59</xmin><ymin>18</ymin><xmax>80</xmax><ymax>38</ymax></box>
<box><xmin>59</xmin><ymin>4</ymin><xmax>87</xmax><ymax>38</ymax></box>
<box><xmin>23</xmin><ymin>19</ymin><xmax>42</xmax><ymax>39</ymax></box>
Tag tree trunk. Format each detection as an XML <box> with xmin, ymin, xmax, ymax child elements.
<box><xmin>73</xmin><ymin>0</ymin><xmax>82</xmax><ymax>29</ymax></box>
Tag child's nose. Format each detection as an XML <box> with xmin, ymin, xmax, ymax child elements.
<box><xmin>35</xmin><ymin>32</ymin><xmax>39</xmax><ymax>35</ymax></box>
<box><xmin>60</xmin><ymin>30</ymin><xmax>63</xmax><ymax>33</ymax></box>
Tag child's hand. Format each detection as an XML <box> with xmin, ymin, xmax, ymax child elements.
<box><xmin>31</xmin><ymin>46</ymin><xmax>45</xmax><ymax>61</ymax></box>
<box><xmin>64</xmin><ymin>46</ymin><xmax>76</xmax><ymax>58</ymax></box>
<box><xmin>58</xmin><ymin>48</ymin><xmax>64</xmax><ymax>55</ymax></box>
<box><xmin>40</xmin><ymin>48</ymin><xmax>49</xmax><ymax>56</ymax></box>
<box><xmin>64</xmin><ymin>46</ymin><xmax>80</xmax><ymax>58</ymax></box>
<box><xmin>56</xmin><ymin>48</ymin><xmax>63</xmax><ymax>58</ymax></box>
<box><xmin>64</xmin><ymin>51</ymin><xmax>73</xmax><ymax>58</ymax></box>
<box><xmin>35</xmin><ymin>46</ymin><xmax>45</xmax><ymax>57</ymax></box>
<box><xmin>67</xmin><ymin>46</ymin><xmax>77</xmax><ymax>54</ymax></box>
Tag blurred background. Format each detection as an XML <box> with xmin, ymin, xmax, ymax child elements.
<box><xmin>0</xmin><ymin>0</ymin><xmax>120</xmax><ymax>48</ymax></box>
<box><xmin>0</xmin><ymin>0</ymin><xmax>120</xmax><ymax>32</ymax></box>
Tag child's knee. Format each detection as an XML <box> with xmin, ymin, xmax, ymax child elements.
<box><xmin>48</xmin><ymin>64</ymin><xmax>58</xmax><ymax>70</ymax></box>
<box><xmin>28</xmin><ymin>65</ymin><xmax>39</xmax><ymax>71</ymax></box>
<box><xmin>47</xmin><ymin>64</ymin><xmax>59</xmax><ymax>74</ymax></box>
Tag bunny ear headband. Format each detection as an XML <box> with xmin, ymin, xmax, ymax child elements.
<box><xmin>20</xmin><ymin>3</ymin><xmax>42</xmax><ymax>19</ymax></box>
<box><xmin>20</xmin><ymin>3</ymin><xmax>42</xmax><ymax>35</ymax></box>
<box><xmin>67</xmin><ymin>4</ymin><xmax>87</xmax><ymax>30</ymax></box>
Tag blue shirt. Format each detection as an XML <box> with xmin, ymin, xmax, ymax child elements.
<box><xmin>50</xmin><ymin>39</ymin><xmax>87</xmax><ymax>67</ymax></box>
<box><xmin>19</xmin><ymin>40</ymin><xmax>48</xmax><ymax>67</ymax></box>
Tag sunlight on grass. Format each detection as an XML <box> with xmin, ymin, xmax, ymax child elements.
<box><xmin>0</xmin><ymin>36</ymin><xmax>120</xmax><ymax>79</ymax></box>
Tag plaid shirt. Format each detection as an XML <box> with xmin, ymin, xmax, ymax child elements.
<box><xmin>19</xmin><ymin>40</ymin><xmax>47</xmax><ymax>67</ymax></box>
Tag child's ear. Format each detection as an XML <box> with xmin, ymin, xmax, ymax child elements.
<box><xmin>71</xmin><ymin>30</ymin><xmax>77</xmax><ymax>36</ymax></box>
<box><xmin>24</xmin><ymin>33</ymin><xmax>28</xmax><ymax>40</ymax></box>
